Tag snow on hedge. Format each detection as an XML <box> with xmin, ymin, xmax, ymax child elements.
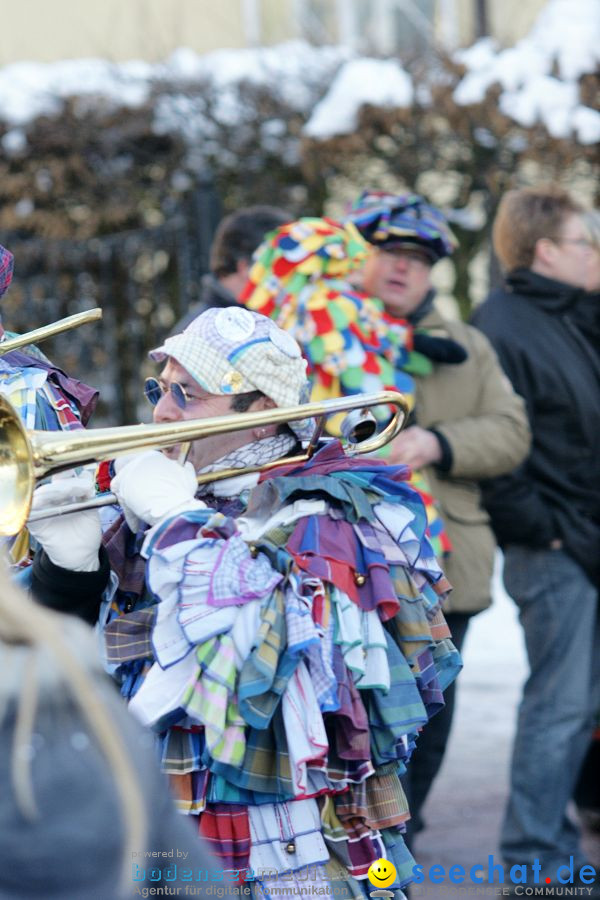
<box><xmin>453</xmin><ymin>0</ymin><xmax>600</xmax><ymax>144</ymax></box>
<box><xmin>0</xmin><ymin>0</ymin><xmax>597</xmax><ymax>151</ymax></box>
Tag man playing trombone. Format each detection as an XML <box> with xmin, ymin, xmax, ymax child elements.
<box><xmin>27</xmin><ymin>306</ymin><xmax>461</xmax><ymax>899</ymax></box>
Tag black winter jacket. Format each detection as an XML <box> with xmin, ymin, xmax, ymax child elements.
<box><xmin>31</xmin><ymin>546</ymin><xmax>111</xmax><ymax>625</ymax></box>
<box><xmin>471</xmin><ymin>268</ymin><xmax>600</xmax><ymax>586</ymax></box>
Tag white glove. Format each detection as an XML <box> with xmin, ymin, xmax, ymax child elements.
<box><xmin>110</xmin><ymin>450</ymin><xmax>205</xmax><ymax>532</ymax></box>
<box><xmin>28</xmin><ymin>470</ymin><xmax>103</xmax><ymax>572</ymax></box>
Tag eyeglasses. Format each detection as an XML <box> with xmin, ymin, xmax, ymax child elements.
<box><xmin>379</xmin><ymin>246</ymin><xmax>431</xmax><ymax>265</ymax></box>
<box><xmin>144</xmin><ymin>377</ymin><xmax>202</xmax><ymax>410</ymax></box>
<box><xmin>556</xmin><ymin>238</ymin><xmax>593</xmax><ymax>249</ymax></box>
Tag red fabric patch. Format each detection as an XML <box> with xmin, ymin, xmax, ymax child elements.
<box><xmin>312</xmin><ymin>308</ymin><xmax>334</xmax><ymax>335</ymax></box>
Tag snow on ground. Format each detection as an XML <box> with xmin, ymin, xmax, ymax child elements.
<box><xmin>410</xmin><ymin>554</ymin><xmax>529</xmax><ymax>894</ymax></box>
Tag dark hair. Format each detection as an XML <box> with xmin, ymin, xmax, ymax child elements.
<box><xmin>229</xmin><ymin>390</ymin><xmax>295</xmax><ymax>439</ymax></box>
<box><xmin>230</xmin><ymin>390</ymin><xmax>263</xmax><ymax>413</ymax></box>
<box><xmin>493</xmin><ymin>187</ymin><xmax>584</xmax><ymax>271</ymax></box>
<box><xmin>210</xmin><ymin>206</ymin><xmax>292</xmax><ymax>277</ymax></box>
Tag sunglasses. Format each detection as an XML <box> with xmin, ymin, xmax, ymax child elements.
<box><xmin>144</xmin><ymin>377</ymin><xmax>202</xmax><ymax>410</ymax></box>
<box><xmin>379</xmin><ymin>246</ymin><xmax>431</xmax><ymax>265</ymax></box>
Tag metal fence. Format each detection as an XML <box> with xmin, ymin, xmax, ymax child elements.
<box><xmin>1</xmin><ymin>182</ymin><xmax>221</xmax><ymax>426</ymax></box>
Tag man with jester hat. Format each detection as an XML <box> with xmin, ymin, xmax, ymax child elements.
<box><xmin>240</xmin><ymin>192</ymin><xmax>530</xmax><ymax>843</ymax></box>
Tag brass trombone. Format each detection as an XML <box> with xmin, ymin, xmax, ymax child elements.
<box><xmin>0</xmin><ymin>390</ymin><xmax>408</xmax><ymax>536</ymax></box>
<box><xmin>0</xmin><ymin>308</ymin><xmax>102</xmax><ymax>356</ymax></box>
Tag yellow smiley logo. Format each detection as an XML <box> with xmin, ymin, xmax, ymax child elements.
<box><xmin>367</xmin><ymin>858</ymin><xmax>397</xmax><ymax>888</ymax></box>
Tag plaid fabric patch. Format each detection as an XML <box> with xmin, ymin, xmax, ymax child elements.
<box><xmin>431</xmin><ymin>637</ymin><xmax>462</xmax><ymax>692</ymax></box>
<box><xmin>248</xmin><ymin>798</ymin><xmax>329</xmax><ymax>874</ymax></box>
<box><xmin>381</xmin><ymin>826</ymin><xmax>418</xmax><ymax>891</ymax></box>
<box><xmin>305</xmin><ymin>593</ymin><xmax>338</xmax><ymax>713</ymax></box>
<box><xmin>208</xmin><ymin>533</ymin><xmax>283</xmax><ymax>607</ymax></box>
<box><xmin>0</xmin><ymin>244</ymin><xmax>14</xmax><ymax>297</ymax></box>
<box><xmin>326</xmin><ymin>645</ymin><xmax>370</xmax><ymax>762</ymax></box>
<box><xmin>104</xmin><ymin>608</ymin><xmax>156</xmax><ymax>663</ymax></box>
<box><xmin>0</xmin><ymin>365</ymin><xmax>46</xmax><ymax>428</ymax></box>
<box><xmin>322</xmin><ymin>800</ymin><xmax>385</xmax><ymax>880</ymax></box>
<box><xmin>181</xmin><ymin>635</ymin><xmax>246</xmax><ymax>766</ymax></box>
<box><xmin>282</xmin><ymin>661</ymin><xmax>328</xmax><ymax>796</ymax></box>
<box><xmin>284</xmin><ymin>576</ymin><xmax>320</xmax><ymax>655</ymax></box>
<box><xmin>429</xmin><ymin>608</ymin><xmax>451</xmax><ymax>641</ymax></box>
<box><xmin>207</xmin><ymin>774</ymin><xmax>282</xmax><ymax>806</ymax></box>
<box><xmin>238</xmin><ymin>587</ymin><xmax>298</xmax><ymax>729</ymax></box>
<box><xmin>324</xmin><ymin>859</ymin><xmax>364</xmax><ymax>900</ymax></box>
<box><xmin>199</xmin><ymin>803</ymin><xmax>251</xmax><ymax>874</ymax></box>
<box><xmin>322</xmin><ymin>724</ymin><xmax>374</xmax><ymax>788</ymax></box>
<box><xmin>169</xmin><ymin>769</ymin><xmax>209</xmax><ymax>814</ymax></box>
<box><xmin>334</xmin><ymin>769</ymin><xmax>409</xmax><ymax>830</ymax></box>
<box><xmin>102</xmin><ymin>514</ymin><xmax>147</xmax><ymax>598</ymax></box>
<box><xmin>36</xmin><ymin>379</ymin><xmax>83</xmax><ymax>430</ymax></box>
<box><xmin>366</xmin><ymin>632</ymin><xmax>427</xmax><ymax>767</ymax></box>
<box><xmin>160</xmin><ymin>726</ymin><xmax>205</xmax><ymax>774</ymax></box>
<box><xmin>412</xmin><ymin>647</ymin><xmax>444</xmax><ymax>718</ymax></box>
<box><xmin>209</xmin><ymin>707</ymin><xmax>293</xmax><ymax>798</ymax></box>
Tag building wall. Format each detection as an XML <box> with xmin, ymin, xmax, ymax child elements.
<box><xmin>0</xmin><ymin>0</ymin><xmax>249</xmax><ymax>64</ymax></box>
<box><xmin>0</xmin><ymin>0</ymin><xmax>549</xmax><ymax>65</ymax></box>
<box><xmin>454</xmin><ymin>0</ymin><xmax>547</xmax><ymax>47</ymax></box>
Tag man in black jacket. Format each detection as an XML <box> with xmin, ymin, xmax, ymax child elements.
<box><xmin>472</xmin><ymin>186</ymin><xmax>600</xmax><ymax>890</ymax></box>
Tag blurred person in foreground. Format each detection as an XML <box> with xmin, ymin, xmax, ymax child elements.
<box><xmin>472</xmin><ymin>187</ymin><xmax>600</xmax><ymax>892</ymax></box>
<box><xmin>345</xmin><ymin>192</ymin><xmax>531</xmax><ymax>842</ymax></box>
<box><xmin>0</xmin><ymin>560</ymin><xmax>224</xmax><ymax>899</ymax></box>
<box><xmin>28</xmin><ymin>305</ymin><xmax>463</xmax><ymax>899</ymax></box>
<box><xmin>174</xmin><ymin>205</ymin><xmax>291</xmax><ymax>332</ymax></box>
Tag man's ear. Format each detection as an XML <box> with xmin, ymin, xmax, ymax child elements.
<box><xmin>236</xmin><ymin>259</ymin><xmax>250</xmax><ymax>279</ymax></box>
<box><xmin>533</xmin><ymin>237</ymin><xmax>556</xmax><ymax>269</ymax></box>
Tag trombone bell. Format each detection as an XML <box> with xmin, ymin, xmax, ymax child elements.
<box><xmin>340</xmin><ymin>408</ymin><xmax>377</xmax><ymax>444</ymax></box>
<box><xmin>0</xmin><ymin>398</ymin><xmax>35</xmax><ymax>538</ymax></box>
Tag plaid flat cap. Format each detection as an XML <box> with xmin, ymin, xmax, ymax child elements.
<box><xmin>150</xmin><ymin>307</ymin><xmax>313</xmax><ymax>439</ymax></box>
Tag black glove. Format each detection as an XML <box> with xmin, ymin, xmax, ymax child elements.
<box><xmin>413</xmin><ymin>332</ymin><xmax>468</xmax><ymax>364</ymax></box>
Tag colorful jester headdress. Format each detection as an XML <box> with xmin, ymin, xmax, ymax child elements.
<box><xmin>239</xmin><ymin>217</ymin><xmax>432</xmax><ymax>418</ymax></box>
<box><xmin>346</xmin><ymin>191</ymin><xmax>457</xmax><ymax>263</ymax></box>
<box><xmin>240</xmin><ymin>217</ymin><xmax>451</xmax><ymax>556</ymax></box>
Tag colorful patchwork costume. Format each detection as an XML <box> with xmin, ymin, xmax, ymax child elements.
<box><xmin>100</xmin><ymin>308</ymin><xmax>462</xmax><ymax>899</ymax></box>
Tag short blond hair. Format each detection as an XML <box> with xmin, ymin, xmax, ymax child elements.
<box><xmin>493</xmin><ymin>186</ymin><xmax>584</xmax><ymax>271</ymax></box>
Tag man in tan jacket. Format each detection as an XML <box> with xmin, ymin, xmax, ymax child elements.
<box><xmin>347</xmin><ymin>191</ymin><xmax>531</xmax><ymax>841</ymax></box>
